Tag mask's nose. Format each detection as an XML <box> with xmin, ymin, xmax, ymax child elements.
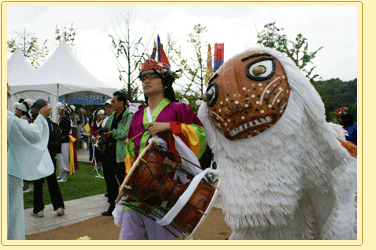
<box><xmin>220</xmin><ymin>67</ymin><xmax>247</xmax><ymax>114</ymax></box>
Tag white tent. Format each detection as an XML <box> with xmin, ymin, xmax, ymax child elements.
<box><xmin>7</xmin><ymin>49</ymin><xmax>35</xmax><ymax>84</ymax></box>
<box><xmin>7</xmin><ymin>49</ymin><xmax>36</xmax><ymax>111</ymax></box>
<box><xmin>9</xmin><ymin>41</ymin><xmax>117</xmax><ymax>121</ymax></box>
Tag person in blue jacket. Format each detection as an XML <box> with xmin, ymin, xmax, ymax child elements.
<box><xmin>335</xmin><ymin>107</ymin><xmax>357</xmax><ymax>145</ymax></box>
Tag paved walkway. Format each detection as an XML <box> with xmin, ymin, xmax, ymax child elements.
<box><xmin>25</xmin><ymin>146</ymin><xmax>224</xmax><ymax>235</ymax></box>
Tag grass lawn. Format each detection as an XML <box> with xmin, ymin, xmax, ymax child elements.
<box><xmin>23</xmin><ymin>162</ymin><xmax>106</xmax><ymax>209</ymax></box>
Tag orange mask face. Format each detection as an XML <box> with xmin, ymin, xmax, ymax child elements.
<box><xmin>204</xmin><ymin>50</ymin><xmax>291</xmax><ymax>140</ymax></box>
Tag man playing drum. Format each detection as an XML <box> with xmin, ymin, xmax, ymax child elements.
<box><xmin>115</xmin><ymin>56</ymin><xmax>207</xmax><ymax>240</ymax></box>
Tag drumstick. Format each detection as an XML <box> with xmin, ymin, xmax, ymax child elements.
<box><xmin>115</xmin><ymin>175</ymin><xmax>120</xmax><ymax>186</ymax></box>
<box><xmin>124</xmin><ymin>128</ymin><xmax>148</xmax><ymax>145</ymax></box>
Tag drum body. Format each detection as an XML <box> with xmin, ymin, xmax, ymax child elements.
<box><xmin>171</xmin><ymin>181</ymin><xmax>218</xmax><ymax>236</ymax></box>
<box><xmin>116</xmin><ymin>140</ymin><xmax>220</xmax><ymax>239</ymax></box>
<box><xmin>120</xmin><ymin>142</ymin><xmax>189</xmax><ymax>203</ymax></box>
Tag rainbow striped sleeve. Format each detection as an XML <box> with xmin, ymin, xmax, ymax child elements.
<box><xmin>171</xmin><ymin>121</ymin><xmax>206</xmax><ymax>160</ymax></box>
<box><xmin>124</xmin><ymin>140</ymin><xmax>137</xmax><ymax>174</ymax></box>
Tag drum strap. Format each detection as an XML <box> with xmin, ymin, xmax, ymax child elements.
<box><xmin>156</xmin><ymin>168</ymin><xmax>220</xmax><ymax>226</ymax></box>
<box><xmin>146</xmin><ymin>106</ymin><xmax>153</xmax><ymax>124</ymax></box>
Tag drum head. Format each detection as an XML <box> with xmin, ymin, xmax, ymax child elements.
<box><xmin>116</xmin><ymin>140</ymin><xmax>159</xmax><ymax>203</ymax></box>
<box><xmin>185</xmin><ymin>177</ymin><xmax>221</xmax><ymax>239</ymax></box>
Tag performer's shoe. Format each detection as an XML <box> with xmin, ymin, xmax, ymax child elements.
<box><xmin>31</xmin><ymin>210</ymin><xmax>44</xmax><ymax>217</ymax></box>
<box><xmin>57</xmin><ymin>179</ymin><xmax>68</xmax><ymax>182</ymax></box>
<box><xmin>57</xmin><ymin>207</ymin><xmax>65</xmax><ymax>216</ymax></box>
<box><xmin>102</xmin><ymin>211</ymin><xmax>112</xmax><ymax>216</ymax></box>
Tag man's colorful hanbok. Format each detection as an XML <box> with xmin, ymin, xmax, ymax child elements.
<box><xmin>117</xmin><ymin>98</ymin><xmax>206</xmax><ymax>240</ymax></box>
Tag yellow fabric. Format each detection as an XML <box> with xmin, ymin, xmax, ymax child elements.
<box><xmin>84</xmin><ymin>123</ymin><xmax>90</xmax><ymax>134</ymax></box>
<box><xmin>69</xmin><ymin>135</ymin><xmax>77</xmax><ymax>175</ymax></box>
<box><xmin>181</xmin><ymin>124</ymin><xmax>201</xmax><ymax>156</ymax></box>
<box><xmin>124</xmin><ymin>155</ymin><xmax>136</xmax><ymax>174</ymax></box>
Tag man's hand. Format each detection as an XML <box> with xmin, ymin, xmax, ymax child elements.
<box><xmin>92</xmin><ymin>136</ymin><xmax>99</xmax><ymax>144</ymax></box>
<box><xmin>148</xmin><ymin>122</ymin><xmax>171</xmax><ymax>137</ymax></box>
<box><xmin>103</xmin><ymin>131</ymin><xmax>112</xmax><ymax>137</ymax></box>
<box><xmin>39</xmin><ymin>106</ymin><xmax>52</xmax><ymax>119</ymax></box>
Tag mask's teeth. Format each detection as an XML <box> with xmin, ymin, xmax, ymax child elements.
<box><xmin>228</xmin><ymin>115</ymin><xmax>274</xmax><ymax>137</ymax></box>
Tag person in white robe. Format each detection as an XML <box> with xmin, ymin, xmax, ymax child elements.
<box><xmin>7</xmin><ymin>105</ymin><xmax>54</xmax><ymax>240</ymax></box>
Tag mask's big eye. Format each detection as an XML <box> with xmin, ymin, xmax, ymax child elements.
<box><xmin>245</xmin><ymin>57</ymin><xmax>276</xmax><ymax>81</ymax></box>
<box><xmin>205</xmin><ymin>82</ymin><xmax>218</xmax><ymax>107</ymax></box>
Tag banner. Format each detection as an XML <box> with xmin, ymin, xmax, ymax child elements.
<box><xmin>214</xmin><ymin>43</ymin><xmax>224</xmax><ymax>72</ymax></box>
<box><xmin>59</xmin><ymin>95</ymin><xmax>111</xmax><ymax>105</ymax></box>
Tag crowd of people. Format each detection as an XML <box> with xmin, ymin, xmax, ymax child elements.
<box><xmin>7</xmin><ymin>52</ymin><xmax>357</xmax><ymax>240</ymax></box>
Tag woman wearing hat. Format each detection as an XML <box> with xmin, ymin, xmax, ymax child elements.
<box><xmin>13</xmin><ymin>98</ymin><xmax>33</xmax><ymax>123</ymax></box>
<box><xmin>114</xmin><ymin>57</ymin><xmax>207</xmax><ymax>240</ymax></box>
<box><xmin>56</xmin><ymin>102</ymin><xmax>72</xmax><ymax>182</ymax></box>
<box><xmin>13</xmin><ymin>98</ymin><xmax>34</xmax><ymax>193</ymax></box>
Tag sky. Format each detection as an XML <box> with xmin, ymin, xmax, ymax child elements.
<box><xmin>6</xmin><ymin>5</ymin><xmax>358</xmax><ymax>91</ymax></box>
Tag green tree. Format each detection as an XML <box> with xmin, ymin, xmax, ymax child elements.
<box><xmin>7</xmin><ymin>29</ymin><xmax>49</xmax><ymax>68</ymax></box>
<box><xmin>55</xmin><ymin>23</ymin><xmax>77</xmax><ymax>47</ymax></box>
<box><xmin>108</xmin><ymin>10</ymin><xmax>152</xmax><ymax>102</ymax></box>
<box><xmin>173</xmin><ymin>24</ymin><xmax>208</xmax><ymax>97</ymax></box>
<box><xmin>324</xmin><ymin>96</ymin><xmax>336</xmax><ymax>122</ymax></box>
<box><xmin>312</xmin><ymin>78</ymin><xmax>357</xmax><ymax>122</ymax></box>
<box><xmin>165</xmin><ymin>33</ymin><xmax>180</xmax><ymax>63</ymax></box>
<box><xmin>257</xmin><ymin>22</ymin><xmax>323</xmax><ymax>82</ymax></box>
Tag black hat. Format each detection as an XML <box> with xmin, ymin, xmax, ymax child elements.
<box><xmin>31</xmin><ymin>99</ymin><xmax>48</xmax><ymax>114</ymax></box>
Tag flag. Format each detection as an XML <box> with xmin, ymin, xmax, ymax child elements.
<box><xmin>150</xmin><ymin>40</ymin><xmax>157</xmax><ymax>60</ymax></box>
<box><xmin>205</xmin><ymin>44</ymin><xmax>213</xmax><ymax>86</ymax></box>
<box><xmin>214</xmin><ymin>43</ymin><xmax>224</xmax><ymax>72</ymax></box>
<box><xmin>157</xmin><ymin>35</ymin><xmax>170</xmax><ymax>66</ymax></box>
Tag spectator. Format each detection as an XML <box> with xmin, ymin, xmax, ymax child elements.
<box><xmin>13</xmin><ymin>98</ymin><xmax>33</xmax><ymax>122</ymax></box>
<box><xmin>56</xmin><ymin>102</ymin><xmax>72</xmax><ymax>182</ymax></box>
<box><xmin>12</xmin><ymin>98</ymin><xmax>34</xmax><ymax>193</ymax></box>
<box><xmin>335</xmin><ymin>107</ymin><xmax>357</xmax><ymax>145</ymax></box>
<box><xmin>69</xmin><ymin>105</ymin><xmax>77</xmax><ymax>127</ymax></box>
<box><xmin>72</xmin><ymin>108</ymin><xmax>81</xmax><ymax>126</ymax></box>
<box><xmin>101</xmin><ymin>91</ymin><xmax>133</xmax><ymax>216</ymax></box>
<box><xmin>91</xmin><ymin>108</ymin><xmax>105</xmax><ymax>165</ymax></box>
<box><xmin>75</xmin><ymin>120</ymin><xmax>86</xmax><ymax>149</ymax></box>
<box><xmin>7</xmin><ymin>98</ymin><xmax>54</xmax><ymax>240</ymax></box>
<box><xmin>100</xmin><ymin>99</ymin><xmax>114</xmax><ymax>200</ymax></box>
<box><xmin>79</xmin><ymin>108</ymin><xmax>88</xmax><ymax>125</ymax></box>
<box><xmin>29</xmin><ymin>99</ymin><xmax>65</xmax><ymax>217</ymax></box>
<box><xmin>88</xmin><ymin>113</ymin><xmax>94</xmax><ymax>162</ymax></box>
<box><xmin>102</xmin><ymin>99</ymin><xmax>113</xmax><ymax>128</ymax></box>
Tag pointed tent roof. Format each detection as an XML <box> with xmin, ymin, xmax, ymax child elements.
<box><xmin>10</xmin><ymin>41</ymin><xmax>116</xmax><ymax>97</ymax></box>
<box><xmin>7</xmin><ymin>49</ymin><xmax>35</xmax><ymax>84</ymax></box>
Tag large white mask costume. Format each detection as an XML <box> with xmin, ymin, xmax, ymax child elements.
<box><xmin>198</xmin><ymin>47</ymin><xmax>357</xmax><ymax>240</ymax></box>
